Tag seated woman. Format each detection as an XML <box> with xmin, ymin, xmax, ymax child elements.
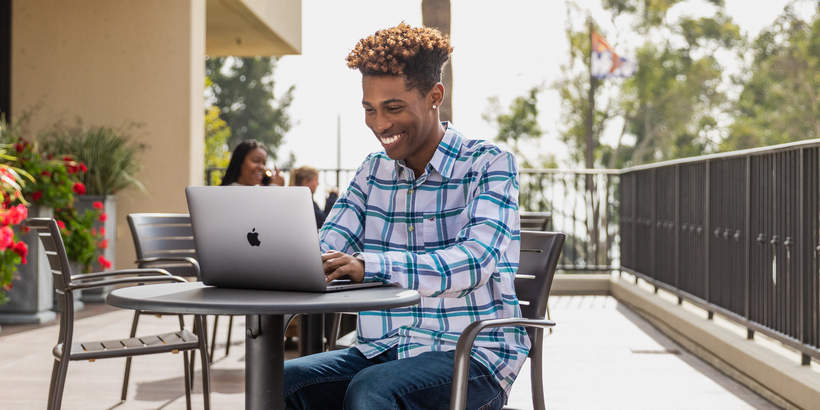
<box><xmin>290</xmin><ymin>165</ymin><xmax>338</xmax><ymax>229</ymax></box>
<box><xmin>220</xmin><ymin>139</ymin><xmax>284</xmax><ymax>186</ymax></box>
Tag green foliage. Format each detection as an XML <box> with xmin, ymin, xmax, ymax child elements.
<box><xmin>205</xmin><ymin>57</ymin><xmax>294</xmax><ymax>158</ymax></box>
<box><xmin>555</xmin><ymin>0</ymin><xmax>742</xmax><ymax>168</ymax></box>
<box><xmin>484</xmin><ymin>87</ymin><xmax>546</xmax><ymax>168</ymax></box>
<box><xmin>722</xmin><ymin>3</ymin><xmax>820</xmax><ymax>150</ymax></box>
<box><xmin>55</xmin><ymin>205</ymin><xmax>107</xmax><ymax>272</ymax></box>
<box><xmin>204</xmin><ymin>105</ymin><xmax>231</xmax><ymax>185</ymax></box>
<box><xmin>40</xmin><ymin>122</ymin><xmax>146</xmax><ymax>196</ymax></box>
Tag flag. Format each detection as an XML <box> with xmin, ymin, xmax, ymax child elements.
<box><xmin>591</xmin><ymin>30</ymin><xmax>636</xmax><ymax>79</ymax></box>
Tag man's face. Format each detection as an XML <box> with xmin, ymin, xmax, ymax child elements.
<box><xmin>361</xmin><ymin>75</ymin><xmax>438</xmax><ymax>165</ymax></box>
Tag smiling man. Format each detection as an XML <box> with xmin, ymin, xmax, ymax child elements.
<box><xmin>283</xmin><ymin>23</ymin><xmax>527</xmax><ymax>410</ymax></box>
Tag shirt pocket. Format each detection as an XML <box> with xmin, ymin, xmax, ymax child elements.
<box><xmin>422</xmin><ymin>208</ymin><xmax>468</xmax><ymax>250</ymax></box>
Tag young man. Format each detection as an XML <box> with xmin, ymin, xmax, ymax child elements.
<box><xmin>283</xmin><ymin>23</ymin><xmax>528</xmax><ymax>410</ymax></box>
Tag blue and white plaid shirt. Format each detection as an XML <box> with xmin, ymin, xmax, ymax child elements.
<box><xmin>319</xmin><ymin>123</ymin><xmax>529</xmax><ymax>394</ymax></box>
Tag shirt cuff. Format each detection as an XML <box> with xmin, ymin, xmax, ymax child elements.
<box><xmin>360</xmin><ymin>252</ymin><xmax>391</xmax><ymax>283</ymax></box>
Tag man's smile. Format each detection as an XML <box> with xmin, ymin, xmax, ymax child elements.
<box><xmin>379</xmin><ymin>133</ymin><xmax>405</xmax><ymax>147</ymax></box>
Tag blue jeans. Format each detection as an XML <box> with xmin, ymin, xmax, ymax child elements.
<box><xmin>283</xmin><ymin>347</ymin><xmax>505</xmax><ymax>410</ymax></box>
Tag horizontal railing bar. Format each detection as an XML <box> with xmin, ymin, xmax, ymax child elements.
<box><xmin>620</xmin><ymin>138</ymin><xmax>820</xmax><ymax>173</ymax></box>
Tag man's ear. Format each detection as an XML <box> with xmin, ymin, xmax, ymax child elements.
<box><xmin>427</xmin><ymin>82</ymin><xmax>445</xmax><ymax>107</ymax></box>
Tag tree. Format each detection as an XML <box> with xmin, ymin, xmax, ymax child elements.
<box><xmin>722</xmin><ymin>3</ymin><xmax>819</xmax><ymax>150</ymax></box>
<box><xmin>205</xmin><ymin>57</ymin><xmax>294</xmax><ymax>159</ymax></box>
<box><xmin>422</xmin><ymin>0</ymin><xmax>454</xmax><ymax>123</ymax></box>
<box><xmin>204</xmin><ymin>104</ymin><xmax>231</xmax><ymax>185</ymax></box>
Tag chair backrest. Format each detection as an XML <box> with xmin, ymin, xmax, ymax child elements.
<box><xmin>515</xmin><ymin>231</ymin><xmax>565</xmax><ymax>347</ymax></box>
<box><xmin>520</xmin><ymin>211</ymin><xmax>552</xmax><ymax>231</ymax></box>
<box><xmin>127</xmin><ymin>213</ymin><xmax>198</xmax><ymax>278</ymax></box>
<box><xmin>25</xmin><ymin>218</ymin><xmax>77</xmax><ymax>343</ymax></box>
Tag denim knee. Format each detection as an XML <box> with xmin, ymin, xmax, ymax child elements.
<box><xmin>343</xmin><ymin>365</ymin><xmax>396</xmax><ymax>410</ymax></box>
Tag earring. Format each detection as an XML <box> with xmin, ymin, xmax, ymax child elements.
<box><xmin>432</xmin><ymin>105</ymin><xmax>437</xmax><ymax>110</ymax></box>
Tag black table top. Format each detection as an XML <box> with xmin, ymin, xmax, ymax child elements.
<box><xmin>107</xmin><ymin>281</ymin><xmax>420</xmax><ymax>315</ymax></box>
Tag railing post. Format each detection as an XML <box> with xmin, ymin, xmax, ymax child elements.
<box><xmin>705</xmin><ymin>160</ymin><xmax>711</xmax><ymax>305</ymax></box>
<box><xmin>745</xmin><ymin>156</ymin><xmax>751</xmax><ymax>330</ymax></box>
<box><xmin>798</xmin><ymin>148</ymin><xmax>805</xmax><ymax>359</ymax></box>
<box><xmin>675</xmin><ymin>165</ymin><xmax>680</xmax><ymax>290</ymax></box>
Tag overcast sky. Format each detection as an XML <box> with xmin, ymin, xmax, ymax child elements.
<box><xmin>273</xmin><ymin>0</ymin><xmax>811</xmax><ymax>177</ymax></box>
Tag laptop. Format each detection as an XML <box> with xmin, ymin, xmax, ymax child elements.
<box><xmin>185</xmin><ymin>185</ymin><xmax>383</xmax><ymax>292</ymax></box>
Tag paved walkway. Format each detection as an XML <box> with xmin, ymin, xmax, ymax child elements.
<box><xmin>0</xmin><ymin>296</ymin><xmax>776</xmax><ymax>409</ymax></box>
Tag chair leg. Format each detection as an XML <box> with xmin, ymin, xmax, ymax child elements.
<box><xmin>121</xmin><ymin>310</ymin><xmax>141</xmax><ymax>401</ymax></box>
<box><xmin>225</xmin><ymin>315</ymin><xmax>234</xmax><ymax>357</ymax></box>
<box><xmin>326</xmin><ymin>313</ymin><xmax>342</xmax><ymax>351</ymax></box>
<box><xmin>46</xmin><ymin>359</ymin><xmax>60</xmax><ymax>410</ymax></box>
<box><xmin>209</xmin><ymin>315</ymin><xmax>219</xmax><ymax>362</ymax></box>
<box><xmin>49</xmin><ymin>357</ymin><xmax>70</xmax><ymax>410</ymax></box>
<box><xmin>530</xmin><ymin>338</ymin><xmax>546</xmax><ymax>410</ymax></box>
<box><xmin>183</xmin><ymin>345</ymin><xmax>192</xmax><ymax>410</ymax></box>
<box><xmin>196</xmin><ymin>315</ymin><xmax>212</xmax><ymax>410</ymax></box>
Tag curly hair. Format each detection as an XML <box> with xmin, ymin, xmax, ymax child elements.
<box><xmin>346</xmin><ymin>23</ymin><xmax>453</xmax><ymax>93</ymax></box>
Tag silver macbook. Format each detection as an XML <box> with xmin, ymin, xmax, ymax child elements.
<box><xmin>185</xmin><ymin>185</ymin><xmax>382</xmax><ymax>292</ymax></box>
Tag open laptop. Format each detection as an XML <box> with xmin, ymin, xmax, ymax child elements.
<box><xmin>185</xmin><ymin>185</ymin><xmax>383</xmax><ymax>292</ymax></box>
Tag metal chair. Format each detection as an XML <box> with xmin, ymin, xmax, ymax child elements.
<box><xmin>26</xmin><ymin>218</ymin><xmax>211</xmax><ymax>410</ymax></box>
<box><xmin>450</xmin><ymin>231</ymin><xmax>565</xmax><ymax>410</ymax></box>
<box><xmin>520</xmin><ymin>211</ymin><xmax>552</xmax><ymax>231</ymax></box>
<box><xmin>127</xmin><ymin>213</ymin><xmax>234</xmax><ymax>362</ymax></box>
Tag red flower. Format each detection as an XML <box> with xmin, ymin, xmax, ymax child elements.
<box><xmin>63</xmin><ymin>156</ymin><xmax>73</xmax><ymax>162</ymax></box>
<box><xmin>99</xmin><ymin>227</ymin><xmax>106</xmax><ymax>236</ymax></box>
<box><xmin>1</xmin><ymin>204</ymin><xmax>26</xmax><ymax>226</ymax></box>
<box><xmin>98</xmin><ymin>239</ymin><xmax>108</xmax><ymax>249</ymax></box>
<box><xmin>14</xmin><ymin>143</ymin><xmax>23</xmax><ymax>153</ymax></box>
<box><xmin>31</xmin><ymin>191</ymin><xmax>43</xmax><ymax>201</ymax></box>
<box><xmin>99</xmin><ymin>213</ymin><xmax>107</xmax><ymax>222</ymax></box>
<box><xmin>92</xmin><ymin>201</ymin><xmax>104</xmax><ymax>210</ymax></box>
<box><xmin>0</xmin><ymin>227</ymin><xmax>13</xmax><ymax>250</ymax></box>
<box><xmin>40</xmin><ymin>170</ymin><xmax>51</xmax><ymax>177</ymax></box>
<box><xmin>56</xmin><ymin>220</ymin><xmax>66</xmax><ymax>230</ymax></box>
<box><xmin>20</xmin><ymin>225</ymin><xmax>30</xmax><ymax>234</ymax></box>
<box><xmin>12</xmin><ymin>240</ymin><xmax>27</xmax><ymax>263</ymax></box>
<box><xmin>98</xmin><ymin>255</ymin><xmax>112</xmax><ymax>270</ymax></box>
<box><xmin>80</xmin><ymin>163</ymin><xmax>88</xmax><ymax>173</ymax></box>
<box><xmin>66</xmin><ymin>165</ymin><xmax>78</xmax><ymax>174</ymax></box>
<box><xmin>47</xmin><ymin>154</ymin><xmax>53</xmax><ymax>160</ymax></box>
<box><xmin>72</xmin><ymin>182</ymin><xmax>86</xmax><ymax>195</ymax></box>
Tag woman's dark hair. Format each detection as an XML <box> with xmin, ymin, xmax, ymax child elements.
<box><xmin>220</xmin><ymin>139</ymin><xmax>265</xmax><ymax>186</ymax></box>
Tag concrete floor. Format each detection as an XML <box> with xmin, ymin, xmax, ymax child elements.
<box><xmin>0</xmin><ymin>296</ymin><xmax>777</xmax><ymax>409</ymax></box>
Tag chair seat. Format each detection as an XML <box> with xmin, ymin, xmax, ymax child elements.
<box><xmin>54</xmin><ymin>330</ymin><xmax>199</xmax><ymax>361</ymax></box>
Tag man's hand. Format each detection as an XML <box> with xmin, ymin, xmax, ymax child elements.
<box><xmin>322</xmin><ymin>250</ymin><xmax>364</xmax><ymax>283</ymax></box>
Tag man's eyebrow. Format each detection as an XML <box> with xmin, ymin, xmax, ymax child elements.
<box><xmin>362</xmin><ymin>98</ymin><xmax>406</xmax><ymax>106</ymax></box>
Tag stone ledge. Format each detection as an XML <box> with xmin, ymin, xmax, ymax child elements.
<box><xmin>609</xmin><ymin>277</ymin><xmax>820</xmax><ymax>410</ymax></box>
<box><xmin>551</xmin><ymin>273</ymin><xmax>611</xmax><ymax>295</ymax></box>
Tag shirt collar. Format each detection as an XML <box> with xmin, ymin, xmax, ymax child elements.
<box><xmin>395</xmin><ymin>122</ymin><xmax>462</xmax><ymax>181</ymax></box>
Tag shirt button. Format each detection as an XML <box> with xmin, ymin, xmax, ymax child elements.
<box><xmin>408</xmin><ymin>226</ymin><xmax>415</xmax><ymax>232</ymax></box>
<box><xmin>408</xmin><ymin>189</ymin><xmax>414</xmax><ymax>195</ymax></box>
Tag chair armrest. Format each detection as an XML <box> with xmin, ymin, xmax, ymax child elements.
<box><xmin>68</xmin><ymin>274</ymin><xmax>187</xmax><ymax>291</ymax></box>
<box><xmin>71</xmin><ymin>268</ymin><xmax>173</xmax><ymax>282</ymax></box>
<box><xmin>449</xmin><ymin>318</ymin><xmax>555</xmax><ymax>410</ymax></box>
<box><xmin>136</xmin><ymin>257</ymin><xmax>200</xmax><ymax>276</ymax></box>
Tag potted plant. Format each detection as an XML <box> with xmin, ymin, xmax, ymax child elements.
<box><xmin>41</xmin><ymin>122</ymin><xmax>145</xmax><ymax>302</ymax></box>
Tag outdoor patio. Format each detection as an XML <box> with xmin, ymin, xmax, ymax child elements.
<box><xmin>0</xmin><ymin>292</ymin><xmax>776</xmax><ymax>409</ymax></box>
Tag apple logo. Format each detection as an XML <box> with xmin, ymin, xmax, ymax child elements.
<box><xmin>247</xmin><ymin>228</ymin><xmax>261</xmax><ymax>247</ymax></box>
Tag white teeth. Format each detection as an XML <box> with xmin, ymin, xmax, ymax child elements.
<box><xmin>379</xmin><ymin>134</ymin><xmax>402</xmax><ymax>145</ymax></box>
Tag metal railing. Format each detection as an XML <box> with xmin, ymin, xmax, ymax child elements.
<box><xmin>619</xmin><ymin>139</ymin><xmax>820</xmax><ymax>364</ymax></box>
<box><xmin>206</xmin><ymin>139</ymin><xmax>820</xmax><ymax>364</ymax></box>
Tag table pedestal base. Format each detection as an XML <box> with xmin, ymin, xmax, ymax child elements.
<box><xmin>245</xmin><ymin>315</ymin><xmax>284</xmax><ymax>410</ymax></box>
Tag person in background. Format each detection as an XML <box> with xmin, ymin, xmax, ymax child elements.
<box><xmin>220</xmin><ymin>139</ymin><xmax>284</xmax><ymax>187</ymax></box>
<box><xmin>290</xmin><ymin>165</ymin><xmax>338</xmax><ymax>229</ymax></box>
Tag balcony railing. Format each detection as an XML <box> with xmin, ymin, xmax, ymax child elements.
<box><xmin>207</xmin><ymin>139</ymin><xmax>820</xmax><ymax>365</ymax></box>
<box><xmin>619</xmin><ymin>139</ymin><xmax>820</xmax><ymax>365</ymax></box>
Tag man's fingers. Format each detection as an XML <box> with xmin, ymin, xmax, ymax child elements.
<box><xmin>321</xmin><ymin>250</ymin><xmax>343</xmax><ymax>262</ymax></box>
<box><xmin>325</xmin><ymin>267</ymin><xmax>347</xmax><ymax>282</ymax></box>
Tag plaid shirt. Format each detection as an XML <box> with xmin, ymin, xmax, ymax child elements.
<box><xmin>319</xmin><ymin>123</ymin><xmax>529</xmax><ymax>395</ymax></box>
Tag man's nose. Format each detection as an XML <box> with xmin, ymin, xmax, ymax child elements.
<box><xmin>373</xmin><ymin>113</ymin><xmax>392</xmax><ymax>134</ymax></box>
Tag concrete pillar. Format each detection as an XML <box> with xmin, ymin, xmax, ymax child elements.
<box><xmin>11</xmin><ymin>0</ymin><xmax>206</xmax><ymax>269</ymax></box>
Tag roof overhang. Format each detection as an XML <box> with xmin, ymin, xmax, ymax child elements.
<box><xmin>206</xmin><ymin>0</ymin><xmax>301</xmax><ymax>56</ymax></box>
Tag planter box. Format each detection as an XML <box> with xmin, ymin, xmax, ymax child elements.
<box><xmin>0</xmin><ymin>206</ymin><xmax>57</xmax><ymax>324</ymax></box>
<box><xmin>76</xmin><ymin>195</ymin><xmax>116</xmax><ymax>303</ymax></box>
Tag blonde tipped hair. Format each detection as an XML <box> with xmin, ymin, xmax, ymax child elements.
<box><xmin>290</xmin><ymin>166</ymin><xmax>319</xmax><ymax>187</ymax></box>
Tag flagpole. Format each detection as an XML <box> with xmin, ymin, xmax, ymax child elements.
<box><xmin>586</xmin><ymin>18</ymin><xmax>600</xmax><ymax>265</ymax></box>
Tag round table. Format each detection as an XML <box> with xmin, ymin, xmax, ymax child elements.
<box><xmin>108</xmin><ymin>282</ymin><xmax>420</xmax><ymax>410</ymax></box>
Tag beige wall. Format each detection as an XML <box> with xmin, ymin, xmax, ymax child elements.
<box><xmin>207</xmin><ymin>0</ymin><xmax>301</xmax><ymax>56</ymax></box>
<box><xmin>11</xmin><ymin>0</ymin><xmax>207</xmax><ymax>269</ymax></box>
